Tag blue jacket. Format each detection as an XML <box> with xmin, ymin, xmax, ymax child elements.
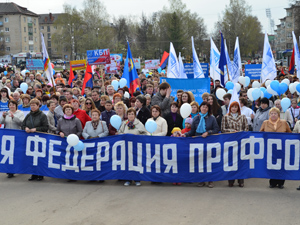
<box><xmin>100</xmin><ymin>110</ymin><xmax>116</xmax><ymax>128</ymax></box>
<box><xmin>185</xmin><ymin>114</ymin><xmax>219</xmax><ymax>137</ymax></box>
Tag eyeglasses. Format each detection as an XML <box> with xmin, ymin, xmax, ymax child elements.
<box><xmin>85</xmin><ymin>102</ymin><xmax>92</xmax><ymax>105</ymax></box>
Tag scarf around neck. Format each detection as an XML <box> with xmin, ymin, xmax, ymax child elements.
<box><xmin>91</xmin><ymin>120</ymin><xmax>99</xmax><ymax>130</ymax></box>
<box><xmin>64</xmin><ymin>114</ymin><xmax>74</xmax><ymax>120</ymax></box>
<box><xmin>196</xmin><ymin>112</ymin><xmax>208</xmax><ymax>134</ymax></box>
<box><xmin>268</xmin><ymin>118</ymin><xmax>280</xmax><ymax>130</ymax></box>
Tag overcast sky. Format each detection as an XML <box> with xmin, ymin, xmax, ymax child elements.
<box><xmin>4</xmin><ymin>0</ymin><xmax>290</xmax><ymax>34</ymax></box>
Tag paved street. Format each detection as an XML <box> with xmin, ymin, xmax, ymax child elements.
<box><xmin>0</xmin><ymin>174</ymin><xmax>300</xmax><ymax>225</ymax></box>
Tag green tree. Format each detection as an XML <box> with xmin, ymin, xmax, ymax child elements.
<box><xmin>0</xmin><ymin>32</ymin><xmax>5</xmax><ymax>56</ymax></box>
<box><xmin>213</xmin><ymin>0</ymin><xmax>263</xmax><ymax>57</ymax></box>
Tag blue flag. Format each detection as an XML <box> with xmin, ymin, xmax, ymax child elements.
<box><xmin>218</xmin><ymin>32</ymin><xmax>227</xmax><ymax>86</ymax></box>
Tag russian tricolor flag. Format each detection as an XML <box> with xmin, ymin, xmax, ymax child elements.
<box><xmin>81</xmin><ymin>64</ymin><xmax>93</xmax><ymax>95</ymax></box>
<box><xmin>289</xmin><ymin>47</ymin><xmax>295</xmax><ymax>74</ymax></box>
<box><xmin>159</xmin><ymin>51</ymin><xmax>169</xmax><ymax>69</ymax></box>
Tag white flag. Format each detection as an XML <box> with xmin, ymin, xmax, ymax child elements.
<box><xmin>178</xmin><ymin>52</ymin><xmax>187</xmax><ymax>78</ymax></box>
<box><xmin>292</xmin><ymin>31</ymin><xmax>300</xmax><ymax>79</ymax></box>
<box><xmin>167</xmin><ymin>42</ymin><xmax>180</xmax><ymax>78</ymax></box>
<box><xmin>210</xmin><ymin>38</ymin><xmax>221</xmax><ymax>83</ymax></box>
<box><xmin>191</xmin><ymin>36</ymin><xmax>204</xmax><ymax>78</ymax></box>
<box><xmin>231</xmin><ymin>37</ymin><xmax>242</xmax><ymax>83</ymax></box>
<box><xmin>41</xmin><ymin>33</ymin><xmax>55</xmax><ymax>85</ymax></box>
<box><xmin>227</xmin><ymin>86</ymin><xmax>241</xmax><ymax>114</ymax></box>
<box><xmin>224</xmin><ymin>40</ymin><xmax>233</xmax><ymax>84</ymax></box>
<box><xmin>261</xmin><ymin>32</ymin><xmax>276</xmax><ymax>83</ymax></box>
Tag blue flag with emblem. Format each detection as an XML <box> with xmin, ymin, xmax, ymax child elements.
<box><xmin>218</xmin><ymin>32</ymin><xmax>227</xmax><ymax>87</ymax></box>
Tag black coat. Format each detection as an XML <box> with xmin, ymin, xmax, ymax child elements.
<box><xmin>22</xmin><ymin>109</ymin><xmax>49</xmax><ymax>132</ymax></box>
<box><xmin>136</xmin><ymin>105</ymin><xmax>151</xmax><ymax>125</ymax></box>
<box><xmin>164</xmin><ymin>112</ymin><xmax>183</xmax><ymax>136</ymax></box>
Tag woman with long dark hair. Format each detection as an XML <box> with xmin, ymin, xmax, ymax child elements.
<box><xmin>208</xmin><ymin>94</ymin><xmax>223</xmax><ymax>128</ymax></box>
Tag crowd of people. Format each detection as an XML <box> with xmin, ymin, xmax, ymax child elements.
<box><xmin>0</xmin><ymin>64</ymin><xmax>299</xmax><ymax>190</ymax></box>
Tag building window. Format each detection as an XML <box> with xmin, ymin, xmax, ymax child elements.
<box><xmin>24</xmin><ymin>27</ymin><xmax>26</xmax><ymax>32</ymax></box>
<box><xmin>48</xmin><ymin>41</ymin><xmax>51</xmax><ymax>47</ymax></box>
<box><xmin>24</xmin><ymin>37</ymin><xmax>27</xmax><ymax>42</ymax></box>
<box><xmin>24</xmin><ymin>17</ymin><xmax>26</xmax><ymax>22</ymax></box>
<box><xmin>0</xmin><ymin>37</ymin><xmax>3</xmax><ymax>41</ymax></box>
<box><xmin>35</xmin><ymin>47</ymin><xmax>37</xmax><ymax>51</ymax></box>
<box><xmin>25</xmin><ymin>46</ymin><xmax>27</xmax><ymax>51</ymax></box>
<box><xmin>29</xmin><ymin>45</ymin><xmax>34</xmax><ymax>51</ymax></box>
<box><xmin>47</xmin><ymin>26</ymin><xmax>50</xmax><ymax>32</ymax></box>
<box><xmin>48</xmin><ymin>33</ymin><xmax>51</xmax><ymax>39</ymax></box>
<box><xmin>54</xmin><ymin>26</ymin><xmax>57</xmax><ymax>30</ymax></box>
<box><xmin>41</xmin><ymin>26</ymin><xmax>44</xmax><ymax>30</ymax></box>
<box><xmin>63</xmin><ymin>47</ymin><xmax>68</xmax><ymax>52</ymax></box>
<box><xmin>29</xmin><ymin>36</ymin><xmax>33</xmax><ymax>41</ymax></box>
<box><xmin>34</xmin><ymin>19</ymin><xmax>36</xmax><ymax>24</ymax></box>
<box><xmin>54</xmin><ymin>48</ymin><xmax>57</xmax><ymax>52</ymax></box>
<box><xmin>5</xmin><ymin>37</ymin><xmax>10</xmax><ymax>42</ymax></box>
<box><xmin>5</xmin><ymin>27</ymin><xmax>9</xmax><ymax>32</ymax></box>
<box><xmin>4</xmin><ymin>17</ymin><xmax>9</xmax><ymax>23</ymax></box>
<box><xmin>35</xmin><ymin>37</ymin><xmax>37</xmax><ymax>42</ymax></box>
<box><xmin>27</xmin><ymin>17</ymin><xmax>32</xmax><ymax>23</ymax></box>
<box><xmin>34</xmin><ymin>28</ymin><xmax>36</xmax><ymax>33</ymax></box>
<box><xmin>287</xmin><ymin>33</ymin><xmax>292</xmax><ymax>38</ymax></box>
<box><xmin>6</xmin><ymin>47</ymin><xmax>10</xmax><ymax>51</ymax></box>
<box><xmin>287</xmin><ymin>43</ymin><xmax>293</xmax><ymax>48</ymax></box>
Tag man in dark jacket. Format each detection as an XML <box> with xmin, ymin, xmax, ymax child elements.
<box><xmin>100</xmin><ymin>100</ymin><xmax>116</xmax><ymax>129</ymax></box>
<box><xmin>22</xmin><ymin>98</ymin><xmax>49</xmax><ymax>181</ymax></box>
<box><xmin>135</xmin><ymin>95</ymin><xmax>151</xmax><ymax>125</ymax></box>
<box><xmin>151</xmin><ymin>82</ymin><xmax>174</xmax><ymax>116</ymax></box>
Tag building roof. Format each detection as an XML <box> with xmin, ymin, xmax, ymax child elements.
<box><xmin>0</xmin><ymin>2</ymin><xmax>38</xmax><ymax>17</ymax></box>
<box><xmin>39</xmin><ymin>13</ymin><xmax>62</xmax><ymax>24</ymax></box>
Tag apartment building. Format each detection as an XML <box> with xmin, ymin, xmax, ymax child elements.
<box><xmin>0</xmin><ymin>2</ymin><xmax>40</xmax><ymax>57</ymax></box>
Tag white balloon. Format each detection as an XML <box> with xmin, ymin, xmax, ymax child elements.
<box><xmin>235</xmin><ymin>83</ymin><xmax>241</xmax><ymax>92</ymax></box>
<box><xmin>67</xmin><ymin>134</ymin><xmax>79</xmax><ymax>147</ymax></box>
<box><xmin>267</xmin><ymin>85</ymin><xmax>278</xmax><ymax>96</ymax></box>
<box><xmin>238</xmin><ymin>76</ymin><xmax>246</xmax><ymax>86</ymax></box>
<box><xmin>247</xmin><ymin>88</ymin><xmax>254</xmax><ymax>101</ymax></box>
<box><xmin>216</xmin><ymin>88</ymin><xmax>226</xmax><ymax>101</ymax></box>
<box><xmin>282</xmin><ymin>78</ymin><xmax>290</xmax><ymax>85</ymax></box>
<box><xmin>180</xmin><ymin>103</ymin><xmax>192</xmax><ymax>119</ymax></box>
<box><xmin>124</xmin><ymin>91</ymin><xmax>130</xmax><ymax>98</ymax></box>
<box><xmin>289</xmin><ymin>83</ymin><xmax>296</xmax><ymax>94</ymax></box>
<box><xmin>260</xmin><ymin>90</ymin><xmax>264</xmax><ymax>98</ymax></box>
<box><xmin>21</xmin><ymin>69</ymin><xmax>27</xmax><ymax>76</ymax></box>
<box><xmin>252</xmin><ymin>81</ymin><xmax>260</xmax><ymax>88</ymax></box>
<box><xmin>265</xmin><ymin>80</ymin><xmax>271</xmax><ymax>87</ymax></box>
<box><xmin>5</xmin><ymin>86</ymin><xmax>10</xmax><ymax>97</ymax></box>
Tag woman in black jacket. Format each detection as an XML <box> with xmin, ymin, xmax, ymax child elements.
<box><xmin>22</xmin><ymin>98</ymin><xmax>49</xmax><ymax>181</ymax></box>
<box><xmin>208</xmin><ymin>94</ymin><xmax>223</xmax><ymax>128</ymax></box>
<box><xmin>164</xmin><ymin>102</ymin><xmax>183</xmax><ymax>136</ymax></box>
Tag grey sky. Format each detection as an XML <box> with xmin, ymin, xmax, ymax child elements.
<box><xmin>4</xmin><ymin>0</ymin><xmax>290</xmax><ymax>34</ymax></box>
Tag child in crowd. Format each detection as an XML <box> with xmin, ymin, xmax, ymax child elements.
<box><xmin>171</xmin><ymin>127</ymin><xmax>182</xmax><ymax>185</ymax></box>
<box><xmin>181</xmin><ymin>118</ymin><xmax>192</xmax><ymax>134</ymax></box>
<box><xmin>100</xmin><ymin>100</ymin><xmax>116</xmax><ymax>130</ymax></box>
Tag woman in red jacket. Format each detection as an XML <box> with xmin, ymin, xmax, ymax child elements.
<box><xmin>71</xmin><ymin>99</ymin><xmax>91</xmax><ymax>128</ymax></box>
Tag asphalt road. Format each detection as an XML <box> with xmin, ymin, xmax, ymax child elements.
<box><xmin>0</xmin><ymin>174</ymin><xmax>300</xmax><ymax>225</ymax></box>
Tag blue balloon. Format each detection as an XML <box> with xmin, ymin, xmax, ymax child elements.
<box><xmin>74</xmin><ymin>141</ymin><xmax>85</xmax><ymax>151</ymax></box>
<box><xmin>225</xmin><ymin>81</ymin><xmax>234</xmax><ymax>90</ymax></box>
<box><xmin>111</xmin><ymin>80</ymin><xmax>119</xmax><ymax>91</ymax></box>
<box><xmin>252</xmin><ymin>88</ymin><xmax>261</xmax><ymax>101</ymax></box>
<box><xmin>53</xmin><ymin>69</ymin><xmax>56</xmax><ymax>75</ymax></box>
<box><xmin>110</xmin><ymin>115</ymin><xmax>122</xmax><ymax>130</ymax></box>
<box><xmin>145</xmin><ymin>120</ymin><xmax>157</xmax><ymax>133</ymax></box>
<box><xmin>245</xmin><ymin>76</ymin><xmax>250</xmax><ymax>87</ymax></box>
<box><xmin>20</xmin><ymin>83</ymin><xmax>28</xmax><ymax>93</ymax></box>
<box><xmin>3</xmin><ymin>71</ymin><xmax>7</xmax><ymax>75</ymax></box>
<box><xmin>263</xmin><ymin>90</ymin><xmax>272</xmax><ymax>99</ymax></box>
<box><xmin>296</xmin><ymin>84</ymin><xmax>300</xmax><ymax>93</ymax></box>
<box><xmin>162</xmin><ymin>70</ymin><xmax>166</xmax><ymax>74</ymax></box>
<box><xmin>119</xmin><ymin>78</ymin><xmax>127</xmax><ymax>88</ymax></box>
<box><xmin>227</xmin><ymin>89</ymin><xmax>233</xmax><ymax>94</ymax></box>
<box><xmin>157</xmin><ymin>67</ymin><xmax>162</xmax><ymax>73</ymax></box>
<box><xmin>279</xmin><ymin>83</ymin><xmax>288</xmax><ymax>95</ymax></box>
<box><xmin>281</xmin><ymin>98</ymin><xmax>291</xmax><ymax>112</ymax></box>
<box><xmin>260</xmin><ymin>87</ymin><xmax>266</xmax><ymax>92</ymax></box>
<box><xmin>270</xmin><ymin>80</ymin><xmax>280</xmax><ymax>94</ymax></box>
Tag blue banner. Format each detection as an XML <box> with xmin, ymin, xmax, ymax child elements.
<box><xmin>184</xmin><ymin>63</ymin><xmax>209</xmax><ymax>79</ymax></box>
<box><xmin>86</xmin><ymin>49</ymin><xmax>111</xmax><ymax>65</ymax></box>
<box><xmin>26</xmin><ymin>59</ymin><xmax>44</xmax><ymax>70</ymax></box>
<box><xmin>245</xmin><ymin>64</ymin><xmax>262</xmax><ymax>80</ymax></box>
<box><xmin>1</xmin><ymin>129</ymin><xmax>300</xmax><ymax>182</ymax></box>
<box><xmin>160</xmin><ymin>77</ymin><xmax>210</xmax><ymax>103</ymax></box>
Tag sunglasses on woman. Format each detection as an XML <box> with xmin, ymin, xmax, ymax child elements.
<box><xmin>85</xmin><ymin>102</ymin><xmax>92</xmax><ymax>105</ymax></box>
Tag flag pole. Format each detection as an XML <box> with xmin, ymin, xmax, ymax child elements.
<box><xmin>51</xmin><ymin>77</ymin><xmax>56</xmax><ymax>92</ymax></box>
<box><xmin>226</xmin><ymin>64</ymin><xmax>230</xmax><ymax>81</ymax></box>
